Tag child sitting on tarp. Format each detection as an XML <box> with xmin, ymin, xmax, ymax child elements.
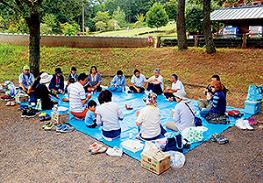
<box><xmin>200</xmin><ymin>81</ymin><xmax>226</xmax><ymax>121</ymax></box>
<box><xmin>108</xmin><ymin>70</ymin><xmax>126</xmax><ymax>92</ymax></box>
<box><xmin>136</xmin><ymin>92</ymin><xmax>166</xmax><ymax>141</ymax></box>
<box><xmin>49</xmin><ymin>68</ymin><xmax>65</xmax><ymax>95</ymax></box>
<box><xmin>85</xmin><ymin>100</ymin><xmax>97</xmax><ymax>128</ymax></box>
<box><xmin>96</xmin><ymin>90</ymin><xmax>124</xmax><ymax>141</ymax></box>
<box><xmin>65</xmin><ymin>67</ymin><xmax>78</xmax><ymax>93</ymax></box>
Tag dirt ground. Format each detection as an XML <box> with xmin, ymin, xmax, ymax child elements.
<box><xmin>0</xmin><ymin>98</ymin><xmax>263</xmax><ymax>183</ymax></box>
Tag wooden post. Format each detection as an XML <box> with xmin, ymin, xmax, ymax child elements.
<box><xmin>155</xmin><ymin>36</ymin><xmax>161</xmax><ymax>48</ymax></box>
<box><xmin>194</xmin><ymin>35</ymin><xmax>199</xmax><ymax>47</ymax></box>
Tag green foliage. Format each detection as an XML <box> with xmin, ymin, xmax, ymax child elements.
<box><xmin>41</xmin><ymin>14</ymin><xmax>57</xmax><ymax>34</ymax></box>
<box><xmin>7</xmin><ymin>17</ymin><xmax>28</xmax><ymax>33</ymax></box>
<box><xmin>112</xmin><ymin>7</ymin><xmax>126</xmax><ymax>28</ymax></box>
<box><xmin>133</xmin><ymin>13</ymin><xmax>145</xmax><ymax>28</ymax></box>
<box><xmin>95</xmin><ymin>21</ymin><xmax>107</xmax><ymax>31</ymax></box>
<box><xmin>40</xmin><ymin>23</ymin><xmax>52</xmax><ymax>34</ymax></box>
<box><xmin>146</xmin><ymin>3</ymin><xmax>169</xmax><ymax>29</ymax></box>
<box><xmin>164</xmin><ymin>0</ymin><xmax>178</xmax><ymax>20</ymax></box>
<box><xmin>60</xmin><ymin>22</ymin><xmax>80</xmax><ymax>35</ymax></box>
<box><xmin>185</xmin><ymin>6</ymin><xmax>203</xmax><ymax>34</ymax></box>
<box><xmin>93</xmin><ymin>11</ymin><xmax>111</xmax><ymax>23</ymax></box>
<box><xmin>107</xmin><ymin>19</ymin><xmax>120</xmax><ymax>31</ymax></box>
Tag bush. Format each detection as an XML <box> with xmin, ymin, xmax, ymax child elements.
<box><xmin>146</xmin><ymin>3</ymin><xmax>169</xmax><ymax>29</ymax></box>
<box><xmin>107</xmin><ymin>19</ymin><xmax>120</xmax><ymax>31</ymax></box>
<box><xmin>60</xmin><ymin>22</ymin><xmax>80</xmax><ymax>35</ymax></box>
<box><xmin>185</xmin><ymin>6</ymin><xmax>203</xmax><ymax>34</ymax></box>
<box><xmin>95</xmin><ymin>21</ymin><xmax>107</xmax><ymax>31</ymax></box>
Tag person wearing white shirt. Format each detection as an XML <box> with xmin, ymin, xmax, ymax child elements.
<box><xmin>96</xmin><ymin>90</ymin><xmax>124</xmax><ymax>140</ymax></box>
<box><xmin>136</xmin><ymin>92</ymin><xmax>166</xmax><ymax>140</ymax></box>
<box><xmin>129</xmin><ymin>69</ymin><xmax>146</xmax><ymax>93</ymax></box>
<box><xmin>164</xmin><ymin>74</ymin><xmax>185</xmax><ymax>101</ymax></box>
<box><xmin>69</xmin><ymin>73</ymin><xmax>91</xmax><ymax>119</ymax></box>
<box><xmin>166</xmin><ymin>91</ymin><xmax>195</xmax><ymax>132</ymax></box>
<box><xmin>146</xmin><ymin>68</ymin><xmax>164</xmax><ymax>95</ymax></box>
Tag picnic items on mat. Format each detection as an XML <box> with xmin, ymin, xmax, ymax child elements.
<box><xmin>181</xmin><ymin>126</ymin><xmax>208</xmax><ymax>144</ymax></box>
<box><xmin>51</xmin><ymin>106</ymin><xmax>69</xmax><ymax>124</ymax></box>
<box><xmin>125</xmin><ymin>104</ymin><xmax>133</xmax><ymax>110</ymax></box>
<box><xmin>141</xmin><ymin>142</ymin><xmax>171</xmax><ymax>175</ymax></box>
<box><xmin>106</xmin><ymin>147</ymin><xmax>123</xmax><ymax>157</ymax></box>
<box><xmin>227</xmin><ymin>110</ymin><xmax>243</xmax><ymax>119</ymax></box>
<box><xmin>205</xmin><ymin>113</ymin><xmax>229</xmax><ymax>124</ymax></box>
<box><xmin>245</xmin><ymin>84</ymin><xmax>262</xmax><ymax>115</ymax></box>
<box><xmin>15</xmin><ymin>93</ymin><xmax>29</xmax><ymax>103</ymax></box>
<box><xmin>121</xmin><ymin>139</ymin><xmax>144</xmax><ymax>153</ymax></box>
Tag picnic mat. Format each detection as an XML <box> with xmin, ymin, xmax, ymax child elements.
<box><xmin>44</xmin><ymin>92</ymin><xmax>252</xmax><ymax>161</ymax></box>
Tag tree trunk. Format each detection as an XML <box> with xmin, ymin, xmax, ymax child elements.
<box><xmin>203</xmin><ymin>0</ymin><xmax>216</xmax><ymax>54</ymax></box>
<box><xmin>26</xmin><ymin>12</ymin><xmax>41</xmax><ymax>77</ymax></box>
<box><xmin>176</xmin><ymin>0</ymin><xmax>187</xmax><ymax>50</ymax></box>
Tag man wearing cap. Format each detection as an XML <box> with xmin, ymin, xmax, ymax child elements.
<box><xmin>164</xmin><ymin>74</ymin><xmax>185</xmax><ymax>101</ymax></box>
<box><xmin>166</xmin><ymin>90</ymin><xmax>195</xmax><ymax>132</ymax></box>
<box><xmin>19</xmin><ymin>65</ymin><xmax>34</xmax><ymax>93</ymax></box>
<box><xmin>49</xmin><ymin>68</ymin><xmax>65</xmax><ymax>94</ymax></box>
<box><xmin>146</xmin><ymin>68</ymin><xmax>164</xmax><ymax>95</ymax></box>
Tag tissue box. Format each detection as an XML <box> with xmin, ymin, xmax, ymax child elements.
<box><xmin>141</xmin><ymin>151</ymin><xmax>170</xmax><ymax>175</ymax></box>
<box><xmin>244</xmin><ymin>100</ymin><xmax>262</xmax><ymax>115</ymax></box>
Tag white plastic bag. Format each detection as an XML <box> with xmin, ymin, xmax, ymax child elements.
<box><xmin>166</xmin><ymin>151</ymin><xmax>186</xmax><ymax>169</ymax></box>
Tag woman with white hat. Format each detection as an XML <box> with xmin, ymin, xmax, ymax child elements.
<box><xmin>29</xmin><ymin>72</ymin><xmax>55</xmax><ymax>110</ymax></box>
<box><xmin>166</xmin><ymin>90</ymin><xmax>195</xmax><ymax>132</ymax></box>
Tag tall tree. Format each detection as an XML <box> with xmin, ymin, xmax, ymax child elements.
<box><xmin>176</xmin><ymin>0</ymin><xmax>187</xmax><ymax>50</ymax></box>
<box><xmin>0</xmin><ymin>0</ymin><xmax>82</xmax><ymax>76</ymax></box>
<box><xmin>146</xmin><ymin>3</ymin><xmax>169</xmax><ymax>30</ymax></box>
<box><xmin>203</xmin><ymin>0</ymin><xmax>216</xmax><ymax>54</ymax></box>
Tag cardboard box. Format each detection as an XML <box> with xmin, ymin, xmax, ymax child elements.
<box><xmin>52</xmin><ymin>112</ymin><xmax>69</xmax><ymax>124</ymax></box>
<box><xmin>141</xmin><ymin>151</ymin><xmax>170</xmax><ymax>175</ymax></box>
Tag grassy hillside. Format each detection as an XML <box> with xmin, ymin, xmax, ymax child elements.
<box><xmin>0</xmin><ymin>43</ymin><xmax>262</xmax><ymax>107</ymax></box>
<box><xmin>91</xmin><ymin>22</ymin><xmax>176</xmax><ymax>37</ymax></box>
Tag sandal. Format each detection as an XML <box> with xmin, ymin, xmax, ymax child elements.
<box><xmin>211</xmin><ymin>134</ymin><xmax>229</xmax><ymax>145</ymax></box>
<box><xmin>89</xmin><ymin>143</ymin><xmax>107</xmax><ymax>155</ymax></box>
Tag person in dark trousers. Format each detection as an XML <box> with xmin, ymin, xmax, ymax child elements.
<box><xmin>29</xmin><ymin>72</ymin><xmax>55</xmax><ymax>110</ymax></box>
<box><xmin>146</xmin><ymin>68</ymin><xmax>164</xmax><ymax>95</ymax></box>
<box><xmin>49</xmin><ymin>68</ymin><xmax>65</xmax><ymax>95</ymax></box>
<box><xmin>86</xmin><ymin>66</ymin><xmax>102</xmax><ymax>92</ymax></box>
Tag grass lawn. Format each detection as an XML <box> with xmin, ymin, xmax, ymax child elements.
<box><xmin>91</xmin><ymin>22</ymin><xmax>176</xmax><ymax>37</ymax></box>
<box><xmin>0</xmin><ymin>43</ymin><xmax>262</xmax><ymax>108</ymax></box>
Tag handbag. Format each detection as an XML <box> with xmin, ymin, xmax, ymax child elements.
<box><xmin>185</xmin><ymin>103</ymin><xmax>202</xmax><ymax>126</ymax></box>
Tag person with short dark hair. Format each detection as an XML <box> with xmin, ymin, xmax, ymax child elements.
<box><xmin>164</xmin><ymin>74</ymin><xmax>185</xmax><ymax>101</ymax></box>
<box><xmin>85</xmin><ymin>100</ymin><xmax>97</xmax><ymax>128</ymax></box>
<box><xmin>68</xmin><ymin>73</ymin><xmax>91</xmax><ymax>119</ymax></box>
<box><xmin>49</xmin><ymin>68</ymin><xmax>65</xmax><ymax>94</ymax></box>
<box><xmin>86</xmin><ymin>66</ymin><xmax>102</xmax><ymax>92</ymax></box>
<box><xmin>96</xmin><ymin>90</ymin><xmax>124</xmax><ymax>140</ymax></box>
<box><xmin>210</xmin><ymin>74</ymin><xmax>228</xmax><ymax>96</ymax></box>
<box><xmin>128</xmin><ymin>69</ymin><xmax>146</xmax><ymax>93</ymax></box>
<box><xmin>146</xmin><ymin>68</ymin><xmax>164</xmax><ymax>95</ymax></box>
<box><xmin>65</xmin><ymin>67</ymin><xmax>78</xmax><ymax>93</ymax></box>
<box><xmin>108</xmin><ymin>70</ymin><xmax>126</xmax><ymax>92</ymax></box>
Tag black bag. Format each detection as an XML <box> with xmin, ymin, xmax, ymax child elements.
<box><xmin>185</xmin><ymin>103</ymin><xmax>202</xmax><ymax>126</ymax></box>
<box><xmin>205</xmin><ymin>113</ymin><xmax>229</xmax><ymax>124</ymax></box>
<box><xmin>163</xmin><ymin>133</ymin><xmax>183</xmax><ymax>152</ymax></box>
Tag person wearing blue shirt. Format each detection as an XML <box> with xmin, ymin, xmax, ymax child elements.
<box><xmin>85</xmin><ymin>100</ymin><xmax>97</xmax><ymax>128</ymax></box>
<box><xmin>19</xmin><ymin>65</ymin><xmax>34</xmax><ymax>93</ymax></box>
<box><xmin>108</xmin><ymin>70</ymin><xmax>126</xmax><ymax>92</ymax></box>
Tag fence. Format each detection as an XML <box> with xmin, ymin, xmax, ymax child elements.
<box><xmin>160</xmin><ymin>34</ymin><xmax>263</xmax><ymax>48</ymax></box>
<box><xmin>0</xmin><ymin>33</ymin><xmax>154</xmax><ymax>48</ymax></box>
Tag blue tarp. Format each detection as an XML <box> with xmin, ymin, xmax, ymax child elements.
<box><xmin>43</xmin><ymin>92</ymin><xmax>251</xmax><ymax>161</ymax></box>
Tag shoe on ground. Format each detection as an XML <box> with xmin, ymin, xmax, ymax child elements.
<box><xmin>42</xmin><ymin>122</ymin><xmax>56</xmax><ymax>131</ymax></box>
<box><xmin>106</xmin><ymin>147</ymin><xmax>123</xmax><ymax>157</ymax></box>
<box><xmin>243</xmin><ymin>120</ymin><xmax>254</xmax><ymax>130</ymax></box>
<box><xmin>39</xmin><ymin>114</ymin><xmax>51</xmax><ymax>121</ymax></box>
<box><xmin>235</xmin><ymin>119</ymin><xmax>247</xmax><ymax>130</ymax></box>
<box><xmin>56</xmin><ymin>124</ymin><xmax>74</xmax><ymax>133</ymax></box>
<box><xmin>21</xmin><ymin>108</ymin><xmax>38</xmax><ymax>118</ymax></box>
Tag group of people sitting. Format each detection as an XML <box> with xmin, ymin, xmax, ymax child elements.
<box><xmin>18</xmin><ymin>65</ymin><xmax>227</xmax><ymax>141</ymax></box>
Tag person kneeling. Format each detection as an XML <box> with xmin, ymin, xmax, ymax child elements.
<box><xmin>166</xmin><ymin>91</ymin><xmax>195</xmax><ymax>132</ymax></box>
<box><xmin>96</xmin><ymin>90</ymin><xmax>124</xmax><ymax>140</ymax></box>
<box><xmin>136</xmin><ymin>92</ymin><xmax>166</xmax><ymax>141</ymax></box>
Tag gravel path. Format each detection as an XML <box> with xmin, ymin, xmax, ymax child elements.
<box><xmin>0</xmin><ymin>101</ymin><xmax>262</xmax><ymax>183</ymax></box>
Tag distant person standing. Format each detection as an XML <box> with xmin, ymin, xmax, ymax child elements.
<box><xmin>19</xmin><ymin>65</ymin><xmax>34</xmax><ymax>93</ymax></box>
